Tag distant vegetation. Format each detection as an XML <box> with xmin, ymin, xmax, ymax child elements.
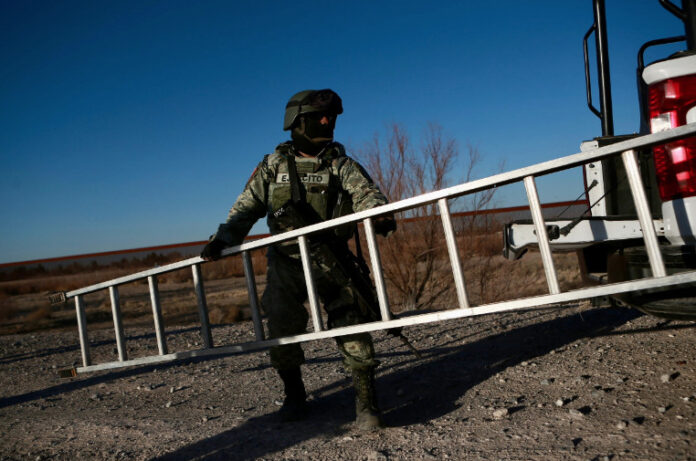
<box><xmin>0</xmin><ymin>250</ymin><xmax>267</xmax><ymax>298</ymax></box>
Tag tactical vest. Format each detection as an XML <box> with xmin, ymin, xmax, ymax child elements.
<box><xmin>267</xmin><ymin>146</ymin><xmax>354</xmax><ymax>240</ymax></box>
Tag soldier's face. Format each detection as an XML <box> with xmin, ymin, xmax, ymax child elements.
<box><xmin>302</xmin><ymin>112</ymin><xmax>336</xmax><ymax>138</ymax></box>
<box><xmin>291</xmin><ymin>111</ymin><xmax>337</xmax><ymax>156</ymax></box>
<box><xmin>306</xmin><ymin>112</ymin><xmax>335</xmax><ymax>128</ymax></box>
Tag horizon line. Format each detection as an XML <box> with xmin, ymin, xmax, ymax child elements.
<box><xmin>0</xmin><ymin>200</ymin><xmax>587</xmax><ymax>268</ymax></box>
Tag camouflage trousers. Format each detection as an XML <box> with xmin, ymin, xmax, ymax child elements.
<box><xmin>261</xmin><ymin>246</ymin><xmax>377</xmax><ymax>371</ymax></box>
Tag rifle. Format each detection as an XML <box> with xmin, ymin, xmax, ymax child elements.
<box><xmin>279</xmin><ymin>155</ymin><xmax>421</xmax><ymax>359</ymax></box>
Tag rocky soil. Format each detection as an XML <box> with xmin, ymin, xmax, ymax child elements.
<box><xmin>1</xmin><ymin>300</ymin><xmax>695</xmax><ymax>460</ymax></box>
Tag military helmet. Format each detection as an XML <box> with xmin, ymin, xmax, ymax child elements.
<box><xmin>283</xmin><ymin>89</ymin><xmax>343</xmax><ymax>131</ymax></box>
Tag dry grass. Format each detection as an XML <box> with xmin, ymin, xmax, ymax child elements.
<box><xmin>0</xmin><ymin>249</ymin><xmax>268</xmax><ymax>335</ymax></box>
<box><xmin>0</xmin><ymin>269</ymin><xmax>135</xmax><ymax>296</ymax></box>
<box><xmin>0</xmin><ymin>232</ymin><xmax>584</xmax><ymax>335</ymax></box>
<box><xmin>0</xmin><ymin>275</ymin><xmax>261</xmax><ymax>335</ymax></box>
<box><xmin>382</xmin><ymin>227</ymin><xmax>584</xmax><ymax>313</ymax></box>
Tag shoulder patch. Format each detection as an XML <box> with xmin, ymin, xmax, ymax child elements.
<box><xmin>248</xmin><ymin>166</ymin><xmax>258</xmax><ymax>181</ymax></box>
<box><xmin>243</xmin><ymin>166</ymin><xmax>260</xmax><ymax>189</ymax></box>
<box><xmin>244</xmin><ymin>155</ymin><xmax>271</xmax><ymax>188</ymax></box>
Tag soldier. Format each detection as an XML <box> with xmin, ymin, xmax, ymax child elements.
<box><xmin>201</xmin><ymin>89</ymin><xmax>396</xmax><ymax>430</ymax></box>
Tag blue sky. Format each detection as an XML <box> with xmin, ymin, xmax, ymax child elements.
<box><xmin>0</xmin><ymin>1</ymin><xmax>687</xmax><ymax>263</ymax></box>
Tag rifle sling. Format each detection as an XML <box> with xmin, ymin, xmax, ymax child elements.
<box><xmin>286</xmin><ymin>154</ymin><xmax>303</xmax><ymax>205</ymax></box>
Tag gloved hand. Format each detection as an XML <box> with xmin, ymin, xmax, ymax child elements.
<box><xmin>373</xmin><ymin>214</ymin><xmax>397</xmax><ymax>237</ymax></box>
<box><xmin>201</xmin><ymin>238</ymin><xmax>226</xmax><ymax>261</ymax></box>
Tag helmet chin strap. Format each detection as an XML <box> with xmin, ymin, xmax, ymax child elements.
<box><xmin>292</xmin><ymin>117</ymin><xmax>334</xmax><ymax>156</ymax></box>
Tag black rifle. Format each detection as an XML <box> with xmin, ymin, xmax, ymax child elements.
<box><xmin>280</xmin><ymin>155</ymin><xmax>421</xmax><ymax>359</ymax></box>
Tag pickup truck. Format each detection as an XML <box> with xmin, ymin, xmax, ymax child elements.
<box><xmin>504</xmin><ymin>0</ymin><xmax>696</xmax><ymax>320</ymax></box>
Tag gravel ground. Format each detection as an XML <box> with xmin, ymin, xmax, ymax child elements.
<box><xmin>1</xmin><ymin>301</ymin><xmax>695</xmax><ymax>460</ymax></box>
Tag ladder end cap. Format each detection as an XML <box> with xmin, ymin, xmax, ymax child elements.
<box><xmin>58</xmin><ymin>368</ymin><xmax>78</xmax><ymax>378</ymax></box>
<box><xmin>48</xmin><ymin>291</ymin><xmax>67</xmax><ymax>306</ymax></box>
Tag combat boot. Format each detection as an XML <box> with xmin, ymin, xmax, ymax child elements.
<box><xmin>352</xmin><ymin>367</ymin><xmax>383</xmax><ymax>430</ymax></box>
<box><xmin>277</xmin><ymin>367</ymin><xmax>307</xmax><ymax>422</ymax></box>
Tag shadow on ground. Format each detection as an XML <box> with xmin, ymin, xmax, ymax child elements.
<box><xmin>0</xmin><ymin>326</ymin><xmax>234</xmax><ymax>409</ymax></box>
<box><xmin>152</xmin><ymin>306</ymin><xmax>658</xmax><ymax>460</ymax></box>
<box><xmin>0</xmin><ymin>326</ymin><xmax>203</xmax><ymax>366</ymax></box>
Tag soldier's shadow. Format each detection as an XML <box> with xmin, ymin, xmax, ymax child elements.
<box><xmin>154</xmin><ymin>305</ymin><xmax>650</xmax><ymax>461</ymax></box>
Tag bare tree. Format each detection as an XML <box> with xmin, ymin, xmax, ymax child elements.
<box><xmin>356</xmin><ymin>123</ymin><xmax>498</xmax><ymax>311</ymax></box>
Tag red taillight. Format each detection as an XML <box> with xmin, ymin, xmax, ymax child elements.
<box><xmin>648</xmin><ymin>74</ymin><xmax>696</xmax><ymax>201</ymax></box>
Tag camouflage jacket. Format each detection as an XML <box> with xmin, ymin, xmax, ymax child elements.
<box><xmin>213</xmin><ymin>142</ymin><xmax>389</xmax><ymax>250</ymax></box>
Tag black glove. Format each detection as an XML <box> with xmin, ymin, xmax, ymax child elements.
<box><xmin>373</xmin><ymin>214</ymin><xmax>397</xmax><ymax>237</ymax></box>
<box><xmin>201</xmin><ymin>238</ymin><xmax>226</xmax><ymax>261</ymax></box>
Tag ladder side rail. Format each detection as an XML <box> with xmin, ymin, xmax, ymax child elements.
<box><xmin>621</xmin><ymin>149</ymin><xmax>667</xmax><ymax>277</ymax></box>
<box><xmin>64</xmin><ymin>124</ymin><xmax>696</xmax><ymax>299</ymax></box>
<box><xmin>364</xmin><ymin>217</ymin><xmax>391</xmax><ymax>321</ymax></box>
<box><xmin>147</xmin><ymin>276</ymin><xmax>168</xmax><ymax>355</ymax></box>
<box><xmin>242</xmin><ymin>251</ymin><xmax>265</xmax><ymax>341</ymax></box>
<box><xmin>298</xmin><ymin>236</ymin><xmax>324</xmax><ymax>332</ymax></box>
<box><xmin>109</xmin><ymin>286</ymin><xmax>128</xmax><ymax>361</ymax></box>
<box><xmin>74</xmin><ymin>295</ymin><xmax>91</xmax><ymax>367</ymax></box>
<box><xmin>329</xmin><ymin>124</ymin><xmax>696</xmax><ymax>222</ymax></box>
<box><xmin>438</xmin><ymin>198</ymin><xmax>470</xmax><ymax>309</ymax></box>
<box><xmin>67</xmin><ymin>257</ymin><xmax>206</xmax><ymax>298</ymax></box>
<box><xmin>192</xmin><ymin>264</ymin><xmax>213</xmax><ymax>348</ymax></box>
<box><xmin>72</xmin><ymin>270</ymin><xmax>696</xmax><ymax>374</ymax></box>
<box><xmin>524</xmin><ymin>176</ymin><xmax>561</xmax><ymax>294</ymax></box>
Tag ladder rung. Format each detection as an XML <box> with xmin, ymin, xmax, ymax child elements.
<box><xmin>298</xmin><ymin>236</ymin><xmax>323</xmax><ymax>332</ymax></box>
<box><xmin>364</xmin><ymin>217</ymin><xmax>391</xmax><ymax>321</ymax></box>
<box><xmin>242</xmin><ymin>251</ymin><xmax>265</xmax><ymax>341</ymax></box>
<box><xmin>74</xmin><ymin>295</ymin><xmax>91</xmax><ymax>367</ymax></box>
<box><xmin>438</xmin><ymin>198</ymin><xmax>470</xmax><ymax>309</ymax></box>
<box><xmin>109</xmin><ymin>286</ymin><xmax>127</xmax><ymax>361</ymax></box>
<box><xmin>524</xmin><ymin>176</ymin><xmax>561</xmax><ymax>295</ymax></box>
<box><xmin>192</xmin><ymin>264</ymin><xmax>213</xmax><ymax>348</ymax></box>
<box><xmin>621</xmin><ymin>149</ymin><xmax>666</xmax><ymax>277</ymax></box>
<box><xmin>148</xmin><ymin>276</ymin><xmax>168</xmax><ymax>355</ymax></box>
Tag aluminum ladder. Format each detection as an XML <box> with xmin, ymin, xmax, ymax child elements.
<box><xmin>54</xmin><ymin>123</ymin><xmax>696</xmax><ymax>375</ymax></box>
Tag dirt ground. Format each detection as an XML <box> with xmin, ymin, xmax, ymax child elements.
<box><xmin>1</xmin><ymin>298</ymin><xmax>695</xmax><ymax>460</ymax></box>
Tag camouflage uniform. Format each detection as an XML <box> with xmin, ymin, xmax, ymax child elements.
<box><xmin>213</xmin><ymin>141</ymin><xmax>389</xmax><ymax>371</ymax></box>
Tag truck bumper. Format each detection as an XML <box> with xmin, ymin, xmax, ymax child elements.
<box><xmin>503</xmin><ymin>216</ymin><xmax>665</xmax><ymax>260</ymax></box>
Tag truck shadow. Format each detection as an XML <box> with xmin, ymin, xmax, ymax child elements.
<box><xmin>152</xmin><ymin>306</ymin><xmax>658</xmax><ymax>461</ymax></box>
